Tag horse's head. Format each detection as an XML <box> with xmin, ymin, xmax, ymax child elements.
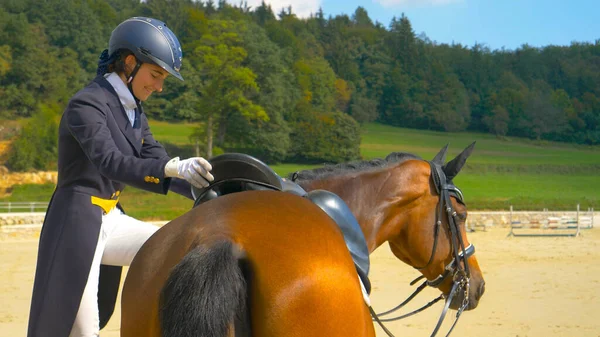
<box><xmin>294</xmin><ymin>143</ymin><xmax>485</xmax><ymax>312</ymax></box>
<box><xmin>384</xmin><ymin>143</ymin><xmax>485</xmax><ymax>311</ymax></box>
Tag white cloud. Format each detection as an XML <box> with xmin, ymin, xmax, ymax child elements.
<box><xmin>374</xmin><ymin>0</ymin><xmax>463</xmax><ymax>7</ymax></box>
<box><xmin>228</xmin><ymin>0</ymin><xmax>322</xmax><ymax>18</ymax></box>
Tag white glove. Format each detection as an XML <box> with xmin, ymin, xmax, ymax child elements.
<box><xmin>164</xmin><ymin>157</ymin><xmax>214</xmax><ymax>188</ymax></box>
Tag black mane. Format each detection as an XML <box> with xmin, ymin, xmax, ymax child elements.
<box><xmin>290</xmin><ymin>152</ymin><xmax>422</xmax><ymax>183</ymax></box>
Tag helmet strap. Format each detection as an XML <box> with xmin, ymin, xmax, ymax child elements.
<box><xmin>126</xmin><ymin>60</ymin><xmax>143</xmax><ymax>101</ymax></box>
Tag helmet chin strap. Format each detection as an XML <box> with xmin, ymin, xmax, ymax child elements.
<box><xmin>126</xmin><ymin>60</ymin><xmax>143</xmax><ymax>102</ymax></box>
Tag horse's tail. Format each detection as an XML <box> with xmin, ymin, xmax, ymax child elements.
<box><xmin>159</xmin><ymin>240</ymin><xmax>248</xmax><ymax>337</ymax></box>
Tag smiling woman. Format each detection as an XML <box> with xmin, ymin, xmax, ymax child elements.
<box><xmin>114</xmin><ymin>60</ymin><xmax>170</xmax><ymax>101</ymax></box>
<box><xmin>26</xmin><ymin>16</ymin><xmax>218</xmax><ymax>337</ymax></box>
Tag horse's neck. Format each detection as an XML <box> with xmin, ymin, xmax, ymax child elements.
<box><xmin>303</xmin><ymin>171</ymin><xmax>398</xmax><ymax>252</ymax></box>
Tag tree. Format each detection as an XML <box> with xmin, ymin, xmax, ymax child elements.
<box><xmin>334</xmin><ymin>78</ymin><xmax>352</xmax><ymax>112</ymax></box>
<box><xmin>226</xmin><ymin>22</ymin><xmax>299</xmax><ymax>162</ymax></box>
<box><xmin>348</xmin><ymin>91</ymin><xmax>378</xmax><ymax>124</ymax></box>
<box><xmin>387</xmin><ymin>14</ymin><xmax>417</xmax><ymax>75</ymax></box>
<box><xmin>352</xmin><ymin>7</ymin><xmax>373</xmax><ymax>27</ymax></box>
<box><xmin>189</xmin><ymin>19</ymin><xmax>268</xmax><ymax>158</ymax></box>
<box><xmin>357</xmin><ymin>42</ymin><xmax>391</xmax><ymax>114</ymax></box>
<box><xmin>523</xmin><ymin>91</ymin><xmax>567</xmax><ymax>140</ymax></box>
<box><xmin>380</xmin><ymin>63</ymin><xmax>422</xmax><ymax>127</ymax></box>
<box><xmin>482</xmin><ymin>105</ymin><xmax>510</xmax><ymax>137</ymax></box>
<box><xmin>293</xmin><ymin>57</ymin><xmax>337</xmax><ymax>113</ymax></box>
<box><xmin>6</xmin><ymin>103</ymin><xmax>59</xmax><ymax>171</ymax></box>
<box><xmin>0</xmin><ymin>45</ymin><xmax>11</xmax><ymax>77</ymax></box>
<box><xmin>288</xmin><ymin>111</ymin><xmax>360</xmax><ymax>163</ymax></box>
<box><xmin>26</xmin><ymin>0</ymin><xmax>107</xmax><ymax>73</ymax></box>
<box><xmin>494</xmin><ymin>71</ymin><xmax>529</xmax><ymax>137</ymax></box>
<box><xmin>320</xmin><ymin>14</ymin><xmax>362</xmax><ymax>82</ymax></box>
<box><xmin>253</xmin><ymin>1</ymin><xmax>275</xmax><ymax>25</ymax></box>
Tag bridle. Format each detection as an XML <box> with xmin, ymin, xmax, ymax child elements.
<box><xmin>369</xmin><ymin>161</ymin><xmax>476</xmax><ymax>337</ymax></box>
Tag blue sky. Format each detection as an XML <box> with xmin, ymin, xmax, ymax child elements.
<box><xmin>239</xmin><ymin>0</ymin><xmax>599</xmax><ymax>51</ymax></box>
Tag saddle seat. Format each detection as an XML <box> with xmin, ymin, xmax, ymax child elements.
<box><xmin>191</xmin><ymin>153</ymin><xmax>283</xmax><ymax>207</ymax></box>
<box><xmin>191</xmin><ymin>153</ymin><xmax>371</xmax><ymax>295</ymax></box>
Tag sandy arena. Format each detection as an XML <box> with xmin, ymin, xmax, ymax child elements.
<box><xmin>1</xmin><ymin>226</ymin><xmax>599</xmax><ymax>337</ymax></box>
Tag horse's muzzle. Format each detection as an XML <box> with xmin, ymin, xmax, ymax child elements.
<box><xmin>450</xmin><ymin>279</ymin><xmax>485</xmax><ymax>310</ymax></box>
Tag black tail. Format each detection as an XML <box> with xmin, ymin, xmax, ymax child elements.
<box><xmin>159</xmin><ymin>240</ymin><xmax>247</xmax><ymax>337</ymax></box>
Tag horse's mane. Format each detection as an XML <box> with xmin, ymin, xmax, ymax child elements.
<box><xmin>291</xmin><ymin>152</ymin><xmax>422</xmax><ymax>183</ymax></box>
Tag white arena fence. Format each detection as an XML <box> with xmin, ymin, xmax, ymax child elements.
<box><xmin>0</xmin><ymin>202</ymin><xmax>596</xmax><ymax>238</ymax></box>
<box><xmin>0</xmin><ymin>202</ymin><xmax>49</xmax><ymax>213</ymax></box>
<box><xmin>505</xmin><ymin>205</ymin><xmax>594</xmax><ymax>237</ymax></box>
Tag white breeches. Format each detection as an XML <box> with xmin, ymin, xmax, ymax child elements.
<box><xmin>69</xmin><ymin>208</ymin><xmax>159</xmax><ymax>337</ymax></box>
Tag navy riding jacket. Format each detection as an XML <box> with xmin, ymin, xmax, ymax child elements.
<box><xmin>27</xmin><ymin>75</ymin><xmax>193</xmax><ymax>337</ymax></box>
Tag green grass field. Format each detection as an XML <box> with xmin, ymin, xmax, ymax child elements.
<box><xmin>147</xmin><ymin>121</ymin><xmax>197</xmax><ymax>145</ymax></box>
<box><xmin>2</xmin><ymin>122</ymin><xmax>598</xmax><ymax>219</ymax></box>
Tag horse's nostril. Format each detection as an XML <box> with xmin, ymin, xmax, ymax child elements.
<box><xmin>477</xmin><ymin>281</ymin><xmax>486</xmax><ymax>300</ymax></box>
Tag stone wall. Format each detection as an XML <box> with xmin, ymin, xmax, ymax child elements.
<box><xmin>0</xmin><ymin>212</ymin><xmax>46</xmax><ymax>226</ymax></box>
<box><xmin>0</xmin><ymin>166</ymin><xmax>58</xmax><ymax>188</ymax></box>
<box><xmin>0</xmin><ymin>210</ymin><xmax>597</xmax><ymax>229</ymax></box>
<box><xmin>0</xmin><ymin>212</ymin><xmax>169</xmax><ymax>228</ymax></box>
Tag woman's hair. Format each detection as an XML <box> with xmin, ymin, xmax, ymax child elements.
<box><xmin>97</xmin><ymin>48</ymin><xmax>137</xmax><ymax>76</ymax></box>
<box><xmin>107</xmin><ymin>49</ymin><xmax>135</xmax><ymax>75</ymax></box>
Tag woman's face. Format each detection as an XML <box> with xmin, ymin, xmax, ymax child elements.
<box><xmin>122</xmin><ymin>55</ymin><xmax>169</xmax><ymax>101</ymax></box>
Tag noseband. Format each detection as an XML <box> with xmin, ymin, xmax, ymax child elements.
<box><xmin>370</xmin><ymin>161</ymin><xmax>475</xmax><ymax>337</ymax></box>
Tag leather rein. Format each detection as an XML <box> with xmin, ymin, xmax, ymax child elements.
<box><xmin>369</xmin><ymin>161</ymin><xmax>475</xmax><ymax>337</ymax></box>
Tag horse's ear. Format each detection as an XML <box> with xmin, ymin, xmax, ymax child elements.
<box><xmin>432</xmin><ymin>143</ymin><xmax>449</xmax><ymax>165</ymax></box>
<box><xmin>442</xmin><ymin>142</ymin><xmax>476</xmax><ymax>181</ymax></box>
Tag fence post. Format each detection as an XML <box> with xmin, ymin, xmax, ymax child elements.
<box><xmin>508</xmin><ymin>205</ymin><xmax>514</xmax><ymax>237</ymax></box>
<box><xmin>7</xmin><ymin>202</ymin><xmax>11</xmax><ymax>212</ymax></box>
<box><xmin>575</xmin><ymin>204</ymin><xmax>581</xmax><ymax>237</ymax></box>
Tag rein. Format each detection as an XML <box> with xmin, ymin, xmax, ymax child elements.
<box><xmin>370</xmin><ymin>161</ymin><xmax>475</xmax><ymax>337</ymax></box>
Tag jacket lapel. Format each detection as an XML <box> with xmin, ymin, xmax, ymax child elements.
<box><xmin>95</xmin><ymin>76</ymin><xmax>142</xmax><ymax>155</ymax></box>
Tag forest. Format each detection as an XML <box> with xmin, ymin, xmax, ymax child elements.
<box><xmin>1</xmin><ymin>0</ymin><xmax>599</xmax><ymax>170</ymax></box>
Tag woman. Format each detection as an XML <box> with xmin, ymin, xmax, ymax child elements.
<box><xmin>27</xmin><ymin>17</ymin><xmax>211</xmax><ymax>337</ymax></box>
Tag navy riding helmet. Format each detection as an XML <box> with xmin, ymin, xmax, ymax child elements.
<box><xmin>109</xmin><ymin>17</ymin><xmax>183</xmax><ymax>81</ymax></box>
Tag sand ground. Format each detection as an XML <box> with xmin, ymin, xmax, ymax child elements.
<box><xmin>1</xmin><ymin>226</ymin><xmax>599</xmax><ymax>337</ymax></box>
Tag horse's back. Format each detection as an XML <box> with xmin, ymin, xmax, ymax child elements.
<box><xmin>121</xmin><ymin>191</ymin><xmax>374</xmax><ymax>337</ymax></box>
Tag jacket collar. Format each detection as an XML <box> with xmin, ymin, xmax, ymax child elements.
<box><xmin>104</xmin><ymin>72</ymin><xmax>137</xmax><ymax>110</ymax></box>
<box><xmin>94</xmin><ymin>76</ymin><xmax>142</xmax><ymax>155</ymax></box>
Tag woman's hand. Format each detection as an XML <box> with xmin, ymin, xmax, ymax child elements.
<box><xmin>165</xmin><ymin>157</ymin><xmax>214</xmax><ymax>188</ymax></box>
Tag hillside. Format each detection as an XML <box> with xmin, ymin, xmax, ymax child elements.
<box><xmin>1</xmin><ymin>122</ymin><xmax>598</xmax><ymax>218</ymax></box>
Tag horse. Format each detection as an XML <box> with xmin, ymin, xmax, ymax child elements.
<box><xmin>120</xmin><ymin>143</ymin><xmax>485</xmax><ymax>337</ymax></box>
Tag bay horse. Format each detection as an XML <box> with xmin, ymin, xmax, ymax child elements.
<box><xmin>120</xmin><ymin>143</ymin><xmax>485</xmax><ymax>337</ymax></box>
